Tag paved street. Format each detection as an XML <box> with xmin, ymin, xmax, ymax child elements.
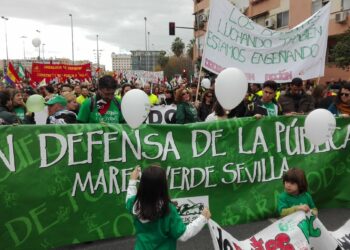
<box><xmin>55</xmin><ymin>208</ymin><xmax>350</xmax><ymax>250</ymax></box>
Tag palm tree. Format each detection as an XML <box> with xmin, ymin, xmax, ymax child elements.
<box><xmin>171</xmin><ymin>37</ymin><xmax>185</xmax><ymax>57</ymax></box>
<box><xmin>186</xmin><ymin>39</ymin><xmax>195</xmax><ymax>59</ymax></box>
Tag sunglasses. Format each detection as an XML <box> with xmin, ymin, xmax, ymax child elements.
<box><xmin>182</xmin><ymin>92</ymin><xmax>189</xmax><ymax>96</ymax></box>
<box><xmin>340</xmin><ymin>93</ymin><xmax>350</xmax><ymax>97</ymax></box>
<box><xmin>206</xmin><ymin>95</ymin><xmax>213</xmax><ymax>97</ymax></box>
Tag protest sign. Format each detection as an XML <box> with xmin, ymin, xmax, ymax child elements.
<box><xmin>146</xmin><ymin>105</ymin><xmax>177</xmax><ymax>124</ymax></box>
<box><xmin>201</xmin><ymin>0</ymin><xmax>330</xmax><ymax>82</ymax></box>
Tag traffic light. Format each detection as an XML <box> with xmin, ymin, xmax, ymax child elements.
<box><xmin>169</xmin><ymin>22</ymin><xmax>175</xmax><ymax>36</ymax></box>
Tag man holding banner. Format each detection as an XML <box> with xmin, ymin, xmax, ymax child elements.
<box><xmin>246</xmin><ymin>80</ymin><xmax>282</xmax><ymax>118</ymax></box>
<box><xmin>77</xmin><ymin>75</ymin><xmax>124</xmax><ymax>123</ymax></box>
<box><xmin>278</xmin><ymin>78</ymin><xmax>315</xmax><ymax>115</ymax></box>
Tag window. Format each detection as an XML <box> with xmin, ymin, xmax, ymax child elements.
<box><xmin>252</xmin><ymin>15</ymin><xmax>269</xmax><ymax>27</ymax></box>
<box><xmin>195</xmin><ymin>11</ymin><xmax>205</xmax><ymax>29</ymax></box>
<box><xmin>276</xmin><ymin>11</ymin><xmax>289</xmax><ymax>28</ymax></box>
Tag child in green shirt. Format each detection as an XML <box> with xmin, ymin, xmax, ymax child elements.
<box><xmin>277</xmin><ymin>167</ymin><xmax>318</xmax><ymax>217</ymax></box>
<box><xmin>126</xmin><ymin>165</ymin><xmax>211</xmax><ymax>250</ymax></box>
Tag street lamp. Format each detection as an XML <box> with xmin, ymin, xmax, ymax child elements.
<box><xmin>148</xmin><ymin>31</ymin><xmax>151</xmax><ymax>72</ymax></box>
<box><xmin>144</xmin><ymin>17</ymin><xmax>147</xmax><ymax>51</ymax></box>
<box><xmin>69</xmin><ymin>14</ymin><xmax>74</xmax><ymax>64</ymax></box>
<box><xmin>42</xmin><ymin>43</ymin><xmax>46</xmax><ymax>60</ymax></box>
<box><xmin>20</xmin><ymin>36</ymin><xmax>27</xmax><ymax>60</ymax></box>
<box><xmin>144</xmin><ymin>17</ymin><xmax>148</xmax><ymax>71</ymax></box>
<box><xmin>1</xmin><ymin>16</ymin><xmax>9</xmax><ymax>62</ymax></box>
<box><xmin>96</xmin><ymin>34</ymin><xmax>100</xmax><ymax>78</ymax></box>
<box><xmin>36</xmin><ymin>29</ymin><xmax>41</xmax><ymax>59</ymax></box>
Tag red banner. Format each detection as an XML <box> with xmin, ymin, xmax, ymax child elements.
<box><xmin>31</xmin><ymin>63</ymin><xmax>92</xmax><ymax>84</ymax></box>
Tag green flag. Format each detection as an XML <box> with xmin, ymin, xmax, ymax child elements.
<box><xmin>17</xmin><ymin>63</ymin><xmax>25</xmax><ymax>79</ymax></box>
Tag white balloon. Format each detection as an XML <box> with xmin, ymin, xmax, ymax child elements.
<box><xmin>26</xmin><ymin>94</ymin><xmax>45</xmax><ymax>112</ymax></box>
<box><xmin>201</xmin><ymin>78</ymin><xmax>211</xmax><ymax>89</ymax></box>
<box><xmin>304</xmin><ymin>109</ymin><xmax>336</xmax><ymax>146</ymax></box>
<box><xmin>215</xmin><ymin>68</ymin><xmax>248</xmax><ymax>110</ymax></box>
<box><xmin>34</xmin><ymin>107</ymin><xmax>48</xmax><ymax>125</ymax></box>
<box><xmin>32</xmin><ymin>38</ymin><xmax>41</xmax><ymax>47</ymax></box>
<box><xmin>121</xmin><ymin>89</ymin><xmax>151</xmax><ymax>129</ymax></box>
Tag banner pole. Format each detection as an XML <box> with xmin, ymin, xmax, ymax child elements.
<box><xmin>195</xmin><ymin>65</ymin><xmax>203</xmax><ymax>103</ymax></box>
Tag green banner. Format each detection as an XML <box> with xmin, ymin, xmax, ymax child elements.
<box><xmin>0</xmin><ymin>116</ymin><xmax>349</xmax><ymax>249</ymax></box>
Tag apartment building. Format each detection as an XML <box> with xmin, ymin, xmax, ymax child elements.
<box><xmin>130</xmin><ymin>50</ymin><xmax>163</xmax><ymax>71</ymax></box>
<box><xmin>111</xmin><ymin>53</ymin><xmax>132</xmax><ymax>71</ymax></box>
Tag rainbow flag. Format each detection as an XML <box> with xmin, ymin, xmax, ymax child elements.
<box><xmin>4</xmin><ymin>62</ymin><xmax>22</xmax><ymax>89</ymax></box>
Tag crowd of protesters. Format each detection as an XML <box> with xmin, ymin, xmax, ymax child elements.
<box><xmin>0</xmin><ymin>74</ymin><xmax>349</xmax><ymax>126</ymax></box>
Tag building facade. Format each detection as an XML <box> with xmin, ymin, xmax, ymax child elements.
<box><xmin>130</xmin><ymin>50</ymin><xmax>163</xmax><ymax>71</ymax></box>
<box><xmin>193</xmin><ymin>0</ymin><xmax>350</xmax><ymax>83</ymax></box>
<box><xmin>111</xmin><ymin>53</ymin><xmax>131</xmax><ymax>71</ymax></box>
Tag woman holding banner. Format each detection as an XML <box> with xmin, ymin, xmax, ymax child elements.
<box><xmin>175</xmin><ymin>88</ymin><xmax>200</xmax><ymax>124</ymax></box>
<box><xmin>328</xmin><ymin>82</ymin><xmax>350</xmax><ymax>117</ymax></box>
<box><xmin>10</xmin><ymin>89</ymin><xmax>35</xmax><ymax>124</ymax></box>
<box><xmin>0</xmin><ymin>89</ymin><xmax>21</xmax><ymax>125</ymax></box>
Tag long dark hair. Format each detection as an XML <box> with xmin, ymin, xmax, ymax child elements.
<box><xmin>135</xmin><ymin>165</ymin><xmax>170</xmax><ymax>221</ymax></box>
<box><xmin>0</xmin><ymin>90</ymin><xmax>11</xmax><ymax>108</ymax></box>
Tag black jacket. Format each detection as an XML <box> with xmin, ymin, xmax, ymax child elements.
<box><xmin>0</xmin><ymin>107</ymin><xmax>21</xmax><ymax>125</ymax></box>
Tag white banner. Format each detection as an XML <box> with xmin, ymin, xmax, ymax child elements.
<box><xmin>119</xmin><ymin>70</ymin><xmax>164</xmax><ymax>84</ymax></box>
<box><xmin>332</xmin><ymin>219</ymin><xmax>350</xmax><ymax>249</ymax></box>
<box><xmin>209</xmin><ymin>211</ymin><xmax>343</xmax><ymax>250</ymax></box>
<box><xmin>201</xmin><ymin>0</ymin><xmax>330</xmax><ymax>83</ymax></box>
<box><xmin>145</xmin><ymin>105</ymin><xmax>177</xmax><ymax>124</ymax></box>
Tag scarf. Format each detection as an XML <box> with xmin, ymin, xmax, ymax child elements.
<box><xmin>96</xmin><ymin>99</ymin><xmax>111</xmax><ymax>115</ymax></box>
<box><xmin>336</xmin><ymin>102</ymin><xmax>350</xmax><ymax>115</ymax></box>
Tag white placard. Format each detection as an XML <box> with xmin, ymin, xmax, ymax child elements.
<box><xmin>201</xmin><ymin>0</ymin><xmax>331</xmax><ymax>83</ymax></box>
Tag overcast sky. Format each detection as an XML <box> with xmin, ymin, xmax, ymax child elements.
<box><xmin>0</xmin><ymin>0</ymin><xmax>194</xmax><ymax>70</ymax></box>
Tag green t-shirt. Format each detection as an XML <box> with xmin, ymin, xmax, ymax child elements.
<box><xmin>77</xmin><ymin>97</ymin><xmax>123</xmax><ymax>123</ymax></box>
<box><xmin>262</xmin><ymin>102</ymin><xmax>278</xmax><ymax>116</ymax></box>
<box><xmin>277</xmin><ymin>191</ymin><xmax>316</xmax><ymax>215</ymax></box>
<box><xmin>126</xmin><ymin>196</ymin><xmax>186</xmax><ymax>250</ymax></box>
<box><xmin>14</xmin><ymin>107</ymin><xmax>25</xmax><ymax>121</ymax></box>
